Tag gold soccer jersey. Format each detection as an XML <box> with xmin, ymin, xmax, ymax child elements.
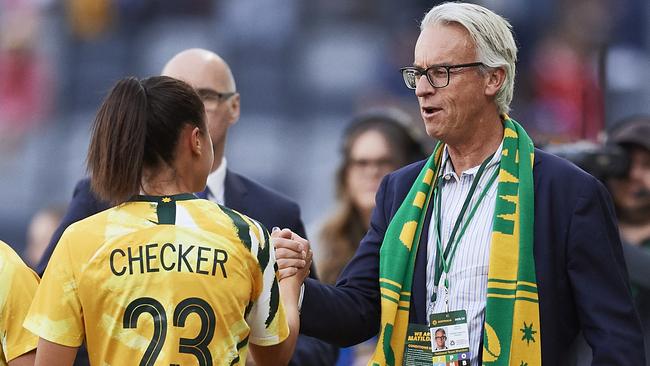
<box><xmin>0</xmin><ymin>240</ymin><xmax>39</xmax><ymax>365</ymax></box>
<box><xmin>25</xmin><ymin>194</ymin><xmax>288</xmax><ymax>366</ymax></box>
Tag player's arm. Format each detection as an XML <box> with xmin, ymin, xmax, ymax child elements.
<box><xmin>34</xmin><ymin>339</ymin><xmax>77</xmax><ymax>366</ymax></box>
<box><xmin>248</xmin><ymin>275</ymin><xmax>302</xmax><ymax>366</ymax></box>
<box><xmin>8</xmin><ymin>350</ymin><xmax>35</xmax><ymax>366</ymax></box>
<box><xmin>24</xmin><ymin>235</ymin><xmax>85</xmax><ymax>366</ymax></box>
<box><xmin>247</xmin><ymin>228</ymin><xmax>310</xmax><ymax>366</ymax></box>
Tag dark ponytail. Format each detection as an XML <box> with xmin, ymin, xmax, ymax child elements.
<box><xmin>87</xmin><ymin>76</ymin><xmax>205</xmax><ymax>204</ymax></box>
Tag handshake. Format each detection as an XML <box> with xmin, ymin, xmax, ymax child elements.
<box><xmin>271</xmin><ymin>227</ymin><xmax>313</xmax><ymax>284</ymax></box>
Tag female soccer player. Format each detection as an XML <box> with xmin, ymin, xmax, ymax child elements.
<box><xmin>24</xmin><ymin>76</ymin><xmax>303</xmax><ymax>366</ymax></box>
<box><xmin>0</xmin><ymin>240</ymin><xmax>39</xmax><ymax>366</ymax></box>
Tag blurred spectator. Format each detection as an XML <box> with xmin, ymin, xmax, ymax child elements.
<box><xmin>607</xmin><ymin>115</ymin><xmax>650</xmax><ymax>361</ymax></box>
<box><xmin>547</xmin><ymin>115</ymin><xmax>650</xmax><ymax>366</ymax></box>
<box><xmin>24</xmin><ymin>205</ymin><xmax>65</xmax><ymax>269</ymax></box>
<box><xmin>525</xmin><ymin>0</ymin><xmax>614</xmax><ymax>144</ymax></box>
<box><xmin>65</xmin><ymin>0</ymin><xmax>114</xmax><ymax>40</ymax></box>
<box><xmin>572</xmin><ymin>115</ymin><xmax>650</xmax><ymax>364</ymax></box>
<box><xmin>607</xmin><ymin>116</ymin><xmax>650</xmax><ymax>244</ymax></box>
<box><xmin>314</xmin><ymin>109</ymin><xmax>428</xmax><ymax>365</ymax></box>
<box><xmin>0</xmin><ymin>2</ymin><xmax>53</xmax><ymax>150</ymax></box>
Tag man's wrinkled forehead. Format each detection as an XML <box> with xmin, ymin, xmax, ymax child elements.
<box><xmin>414</xmin><ymin>23</ymin><xmax>475</xmax><ymax>68</ymax></box>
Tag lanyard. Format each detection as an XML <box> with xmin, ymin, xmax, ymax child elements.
<box><xmin>431</xmin><ymin>153</ymin><xmax>499</xmax><ymax>308</ymax></box>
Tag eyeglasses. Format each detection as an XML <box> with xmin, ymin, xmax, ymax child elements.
<box><xmin>400</xmin><ymin>62</ymin><xmax>483</xmax><ymax>89</ymax></box>
<box><xmin>196</xmin><ymin>88</ymin><xmax>236</xmax><ymax>111</ymax></box>
<box><xmin>435</xmin><ymin>336</ymin><xmax>447</xmax><ymax>340</ymax></box>
<box><xmin>348</xmin><ymin>158</ymin><xmax>396</xmax><ymax>172</ymax></box>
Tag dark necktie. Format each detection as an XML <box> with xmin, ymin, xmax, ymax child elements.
<box><xmin>196</xmin><ymin>186</ymin><xmax>211</xmax><ymax>199</ymax></box>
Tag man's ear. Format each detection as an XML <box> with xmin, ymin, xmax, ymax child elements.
<box><xmin>484</xmin><ymin>66</ymin><xmax>506</xmax><ymax>97</ymax></box>
<box><xmin>227</xmin><ymin>93</ymin><xmax>240</xmax><ymax>126</ymax></box>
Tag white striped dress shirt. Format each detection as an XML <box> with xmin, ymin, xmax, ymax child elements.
<box><xmin>425</xmin><ymin>143</ymin><xmax>502</xmax><ymax>366</ymax></box>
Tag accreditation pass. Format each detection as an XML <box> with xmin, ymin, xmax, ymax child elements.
<box><xmin>429</xmin><ymin>310</ymin><xmax>471</xmax><ymax>365</ymax></box>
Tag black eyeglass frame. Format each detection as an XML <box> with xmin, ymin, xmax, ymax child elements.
<box><xmin>196</xmin><ymin>88</ymin><xmax>237</xmax><ymax>102</ymax></box>
<box><xmin>399</xmin><ymin>62</ymin><xmax>484</xmax><ymax>89</ymax></box>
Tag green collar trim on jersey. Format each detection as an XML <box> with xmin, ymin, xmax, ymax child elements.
<box><xmin>129</xmin><ymin>193</ymin><xmax>197</xmax><ymax>225</ymax></box>
<box><xmin>129</xmin><ymin>193</ymin><xmax>198</xmax><ymax>203</ymax></box>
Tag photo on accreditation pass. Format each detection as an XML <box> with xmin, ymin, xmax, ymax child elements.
<box><xmin>430</xmin><ymin>324</ymin><xmax>470</xmax><ymax>352</ymax></box>
<box><xmin>429</xmin><ymin>309</ymin><xmax>470</xmax><ymax>358</ymax></box>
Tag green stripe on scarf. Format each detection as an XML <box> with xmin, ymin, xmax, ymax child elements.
<box><xmin>370</xmin><ymin>117</ymin><xmax>541</xmax><ymax>366</ymax></box>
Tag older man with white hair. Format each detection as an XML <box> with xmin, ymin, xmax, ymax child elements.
<box><xmin>276</xmin><ymin>2</ymin><xmax>644</xmax><ymax>365</ymax></box>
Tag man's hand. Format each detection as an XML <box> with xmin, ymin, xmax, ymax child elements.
<box><xmin>272</xmin><ymin>228</ymin><xmax>312</xmax><ymax>281</ymax></box>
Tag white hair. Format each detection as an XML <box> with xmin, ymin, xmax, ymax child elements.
<box><xmin>421</xmin><ymin>2</ymin><xmax>517</xmax><ymax>114</ymax></box>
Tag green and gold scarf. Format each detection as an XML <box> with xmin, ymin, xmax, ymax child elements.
<box><xmin>370</xmin><ymin>116</ymin><xmax>541</xmax><ymax>366</ymax></box>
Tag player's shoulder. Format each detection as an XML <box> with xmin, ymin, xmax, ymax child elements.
<box><xmin>0</xmin><ymin>240</ymin><xmax>20</xmax><ymax>262</ymax></box>
<box><xmin>176</xmin><ymin>198</ymin><xmax>268</xmax><ymax>255</ymax></box>
<box><xmin>57</xmin><ymin>202</ymin><xmax>144</xmax><ymax>257</ymax></box>
<box><xmin>180</xmin><ymin>197</ymin><xmax>263</xmax><ymax>231</ymax></box>
<box><xmin>62</xmin><ymin>204</ymin><xmax>114</xmax><ymax>237</ymax></box>
<box><xmin>0</xmin><ymin>240</ymin><xmax>38</xmax><ymax>289</ymax></box>
<box><xmin>0</xmin><ymin>240</ymin><xmax>29</xmax><ymax>272</ymax></box>
<box><xmin>216</xmin><ymin>203</ymin><xmax>268</xmax><ymax>241</ymax></box>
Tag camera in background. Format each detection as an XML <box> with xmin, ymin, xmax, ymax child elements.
<box><xmin>543</xmin><ymin>141</ymin><xmax>629</xmax><ymax>181</ymax></box>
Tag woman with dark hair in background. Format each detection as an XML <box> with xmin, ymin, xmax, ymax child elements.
<box><xmin>317</xmin><ymin>110</ymin><xmax>429</xmax><ymax>285</ymax></box>
<box><xmin>24</xmin><ymin>76</ymin><xmax>305</xmax><ymax>366</ymax></box>
<box><xmin>315</xmin><ymin>109</ymin><xmax>428</xmax><ymax>365</ymax></box>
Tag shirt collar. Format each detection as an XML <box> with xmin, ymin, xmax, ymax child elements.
<box><xmin>205</xmin><ymin>157</ymin><xmax>227</xmax><ymax>205</ymax></box>
<box><xmin>438</xmin><ymin>142</ymin><xmax>503</xmax><ymax>182</ymax></box>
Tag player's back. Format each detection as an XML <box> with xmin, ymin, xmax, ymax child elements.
<box><xmin>26</xmin><ymin>194</ymin><xmax>287</xmax><ymax>366</ymax></box>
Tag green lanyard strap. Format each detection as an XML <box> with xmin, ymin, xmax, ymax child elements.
<box><xmin>432</xmin><ymin>153</ymin><xmax>499</xmax><ymax>300</ymax></box>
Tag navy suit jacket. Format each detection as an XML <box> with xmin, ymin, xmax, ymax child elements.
<box><xmin>38</xmin><ymin>170</ymin><xmax>338</xmax><ymax>366</ymax></box>
<box><xmin>301</xmin><ymin>149</ymin><xmax>645</xmax><ymax>365</ymax></box>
